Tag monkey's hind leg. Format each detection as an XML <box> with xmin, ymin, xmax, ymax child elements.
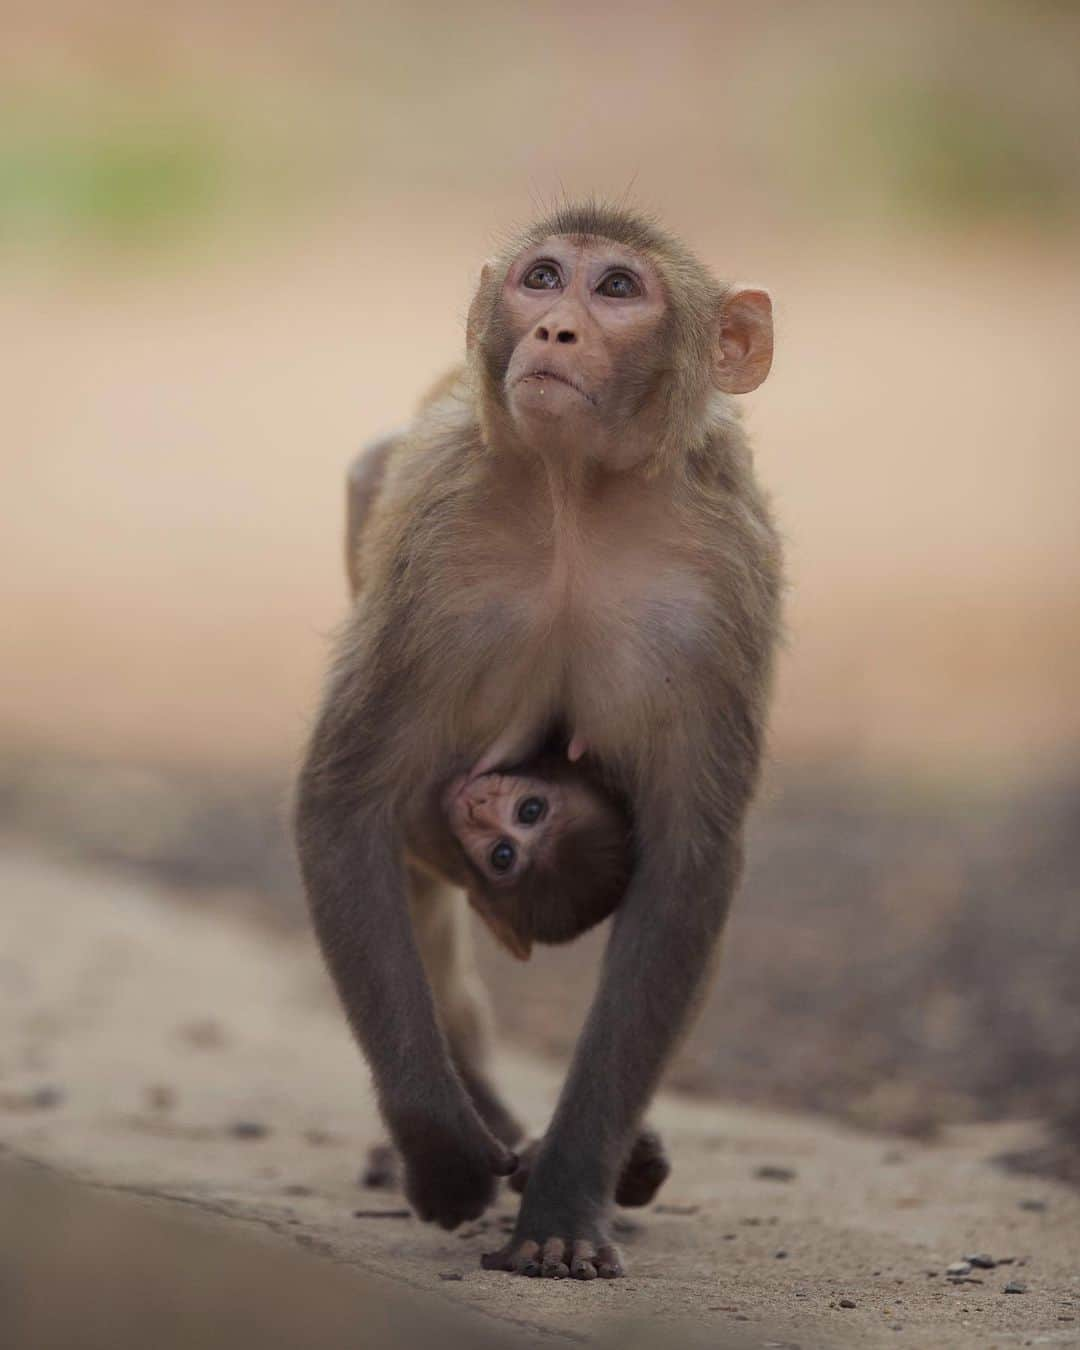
<box><xmin>361</xmin><ymin>868</ymin><xmax>523</xmax><ymax>1190</ymax></box>
<box><xmin>410</xmin><ymin>870</ymin><xmax>524</xmax><ymax>1146</ymax></box>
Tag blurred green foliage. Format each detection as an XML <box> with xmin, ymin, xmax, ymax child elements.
<box><xmin>0</xmin><ymin>96</ymin><xmax>226</xmax><ymax>247</ymax></box>
<box><xmin>803</xmin><ymin>74</ymin><xmax>1078</xmax><ymax>224</ymax></box>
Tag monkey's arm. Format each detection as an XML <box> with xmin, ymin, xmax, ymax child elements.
<box><xmin>295</xmin><ymin>679</ymin><xmax>517</xmax><ymax>1230</ymax></box>
<box><xmin>470</xmin><ymin>723</ymin><xmax>587</xmax><ymax>778</ymax></box>
<box><xmin>345</xmin><ymin>433</ymin><xmax>403</xmax><ymax>598</ymax></box>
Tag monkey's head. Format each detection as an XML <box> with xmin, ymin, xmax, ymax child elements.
<box><xmin>467</xmin><ymin>201</ymin><xmax>773</xmax><ymax>471</ymax></box>
<box><xmin>443</xmin><ymin>761</ymin><xmax>632</xmax><ymax>961</ymax></box>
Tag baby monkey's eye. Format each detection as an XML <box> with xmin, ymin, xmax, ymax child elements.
<box><xmin>490</xmin><ymin>839</ymin><xmax>516</xmax><ymax>873</ymax></box>
<box><xmin>597</xmin><ymin>271</ymin><xmax>641</xmax><ymax>299</ymax></box>
<box><xmin>523</xmin><ymin>263</ymin><xmax>561</xmax><ymax>290</ymax></box>
<box><xmin>516</xmin><ymin>796</ymin><xmax>546</xmax><ymax>825</ymax></box>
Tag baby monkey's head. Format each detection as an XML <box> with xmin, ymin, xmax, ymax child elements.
<box><xmin>443</xmin><ymin>754</ymin><xmax>632</xmax><ymax>960</ymax></box>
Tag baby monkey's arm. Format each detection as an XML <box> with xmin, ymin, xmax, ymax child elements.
<box><xmin>470</xmin><ymin>724</ymin><xmax>587</xmax><ymax>779</ymax></box>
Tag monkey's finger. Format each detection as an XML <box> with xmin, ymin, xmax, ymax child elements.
<box><xmin>595</xmin><ymin>1244</ymin><xmax>624</xmax><ymax>1279</ymax></box>
<box><xmin>570</xmin><ymin>1240</ymin><xmax>598</xmax><ymax>1280</ymax></box>
<box><xmin>541</xmin><ymin>1236</ymin><xmax>569</xmax><ymax>1278</ymax></box>
<box><xmin>488</xmin><ymin>1144</ymin><xmax>519</xmax><ymax>1176</ymax></box>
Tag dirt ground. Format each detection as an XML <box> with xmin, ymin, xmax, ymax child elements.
<box><xmin>2</xmin><ymin>845</ymin><xmax>1077</xmax><ymax>1349</ymax></box>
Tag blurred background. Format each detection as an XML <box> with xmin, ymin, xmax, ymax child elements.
<box><xmin>2</xmin><ymin>0</ymin><xmax>1078</xmax><ymax>1203</ymax></box>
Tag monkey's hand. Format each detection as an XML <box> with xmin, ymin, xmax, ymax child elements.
<box><xmin>395</xmin><ymin>1105</ymin><xmax>517</xmax><ymax>1230</ymax></box>
<box><xmin>482</xmin><ymin>1151</ymin><xmax>623</xmax><ymax>1279</ymax></box>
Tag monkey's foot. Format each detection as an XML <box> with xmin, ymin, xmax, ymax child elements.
<box><xmin>614</xmin><ymin>1127</ymin><xmax>671</xmax><ymax>1207</ymax></box>
<box><xmin>361</xmin><ymin>1141</ymin><xmax>401</xmax><ymax>1190</ymax></box>
<box><xmin>509</xmin><ymin>1126</ymin><xmax>670</xmax><ymax>1209</ymax></box>
<box><xmin>481</xmin><ymin>1233</ymin><xmax>623</xmax><ymax>1280</ymax></box>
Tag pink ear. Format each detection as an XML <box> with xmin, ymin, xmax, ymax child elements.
<box><xmin>715</xmin><ymin>288</ymin><xmax>773</xmax><ymax>394</ymax></box>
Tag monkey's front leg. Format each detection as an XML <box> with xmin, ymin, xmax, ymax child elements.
<box><xmin>483</xmin><ymin>833</ymin><xmax>739</xmax><ymax>1278</ymax></box>
<box><xmin>295</xmin><ymin>752</ymin><xmax>517</xmax><ymax>1229</ymax></box>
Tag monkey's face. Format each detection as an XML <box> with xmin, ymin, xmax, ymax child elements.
<box><xmin>481</xmin><ymin>236</ymin><xmax>671</xmax><ymax>467</ymax></box>
<box><xmin>444</xmin><ymin>770</ymin><xmax>563</xmax><ymax>888</ymax></box>
<box><xmin>443</xmin><ymin>769</ymin><xmax>610</xmax><ymax>960</ymax></box>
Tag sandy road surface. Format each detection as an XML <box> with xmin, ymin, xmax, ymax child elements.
<box><xmin>1</xmin><ymin>847</ymin><xmax>1078</xmax><ymax>1348</ymax></box>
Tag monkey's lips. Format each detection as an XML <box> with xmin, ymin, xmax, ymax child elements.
<box><xmin>512</xmin><ymin>367</ymin><xmax>596</xmax><ymax>405</ymax></box>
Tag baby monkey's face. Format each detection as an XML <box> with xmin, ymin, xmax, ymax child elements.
<box><xmin>444</xmin><ymin>770</ymin><xmax>587</xmax><ymax>884</ymax></box>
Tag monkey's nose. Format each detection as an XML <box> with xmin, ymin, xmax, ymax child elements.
<box><xmin>534</xmin><ymin>324</ymin><xmax>577</xmax><ymax>344</ymax></box>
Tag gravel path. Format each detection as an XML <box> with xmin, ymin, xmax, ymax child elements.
<box><xmin>2</xmin><ymin>848</ymin><xmax>1077</xmax><ymax>1348</ymax></box>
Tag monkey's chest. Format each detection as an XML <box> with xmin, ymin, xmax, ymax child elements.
<box><xmin>449</xmin><ymin>540</ymin><xmax>712</xmax><ymax>746</ymax></box>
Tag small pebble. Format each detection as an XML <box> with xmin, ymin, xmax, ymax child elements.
<box><xmin>1019</xmin><ymin>1198</ymin><xmax>1047</xmax><ymax>1212</ymax></box>
<box><xmin>438</xmin><ymin>1270</ymin><xmax>464</xmax><ymax>1281</ymax></box>
<box><xmin>229</xmin><ymin>1120</ymin><xmax>269</xmax><ymax>1140</ymax></box>
<box><xmin>839</xmin><ymin>1298</ymin><xmax>857</xmax><ymax>1309</ymax></box>
<box><xmin>1003</xmin><ymin>1280</ymin><xmax>1028</xmax><ymax>1295</ymax></box>
<box><xmin>283</xmin><ymin>1184</ymin><xmax>313</xmax><ymax>1197</ymax></box>
<box><xmin>144</xmin><ymin>1084</ymin><xmax>176</xmax><ymax>1112</ymax></box>
<box><xmin>353</xmin><ymin>1208</ymin><xmax>411</xmax><ymax>1219</ymax></box>
<box><xmin>755</xmin><ymin>1164</ymin><xmax>797</xmax><ymax>1182</ymax></box>
<box><xmin>965</xmin><ymin>1253</ymin><xmax>996</xmax><ymax>1269</ymax></box>
<box><xmin>0</xmin><ymin>1085</ymin><xmax>65</xmax><ymax>1112</ymax></box>
<box><xmin>179</xmin><ymin>1018</ymin><xmax>227</xmax><ymax>1050</ymax></box>
<box><xmin>654</xmin><ymin>1203</ymin><xmax>699</xmax><ymax>1216</ymax></box>
<box><xmin>775</xmin><ymin>1249</ymin><xmax>789</xmax><ymax>1259</ymax></box>
<box><xmin>946</xmin><ymin>1262</ymin><xmax>972</xmax><ymax>1277</ymax></box>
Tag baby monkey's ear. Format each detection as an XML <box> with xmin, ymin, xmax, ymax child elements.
<box><xmin>465</xmin><ymin>885</ymin><xmax>533</xmax><ymax>961</ymax></box>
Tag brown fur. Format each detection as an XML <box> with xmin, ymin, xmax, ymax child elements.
<box><xmin>295</xmin><ymin>201</ymin><xmax>783</xmax><ymax>1279</ymax></box>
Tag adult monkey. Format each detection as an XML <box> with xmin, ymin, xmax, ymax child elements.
<box><xmin>295</xmin><ymin>202</ymin><xmax>781</xmax><ymax>1280</ymax></box>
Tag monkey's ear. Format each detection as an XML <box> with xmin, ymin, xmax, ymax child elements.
<box><xmin>465</xmin><ymin>885</ymin><xmax>533</xmax><ymax>961</ymax></box>
<box><xmin>714</xmin><ymin>288</ymin><xmax>773</xmax><ymax>394</ymax></box>
<box><xmin>466</xmin><ymin>264</ymin><xmax>493</xmax><ymax>351</ymax></box>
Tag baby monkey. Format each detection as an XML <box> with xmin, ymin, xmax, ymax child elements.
<box><xmin>443</xmin><ymin>733</ymin><xmax>633</xmax><ymax>961</ymax></box>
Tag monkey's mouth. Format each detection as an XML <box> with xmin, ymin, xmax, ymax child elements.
<box><xmin>513</xmin><ymin>369</ymin><xmax>596</xmax><ymax>405</ymax></box>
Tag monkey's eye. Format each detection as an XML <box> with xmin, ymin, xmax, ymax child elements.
<box><xmin>490</xmin><ymin>839</ymin><xmax>516</xmax><ymax>873</ymax></box>
<box><xmin>523</xmin><ymin>263</ymin><xmax>562</xmax><ymax>291</ymax></box>
<box><xmin>597</xmin><ymin>271</ymin><xmax>641</xmax><ymax>299</ymax></box>
<box><xmin>516</xmin><ymin>796</ymin><xmax>546</xmax><ymax>826</ymax></box>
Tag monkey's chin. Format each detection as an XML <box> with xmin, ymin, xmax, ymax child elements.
<box><xmin>509</xmin><ymin>375</ymin><xmax>591</xmax><ymax>422</ymax></box>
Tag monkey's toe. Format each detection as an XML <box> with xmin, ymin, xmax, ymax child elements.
<box><xmin>481</xmin><ymin>1235</ymin><xmax>623</xmax><ymax>1280</ymax></box>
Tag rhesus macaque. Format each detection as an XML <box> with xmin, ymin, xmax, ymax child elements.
<box><xmin>296</xmin><ymin>201</ymin><xmax>782</xmax><ymax>1280</ymax></box>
